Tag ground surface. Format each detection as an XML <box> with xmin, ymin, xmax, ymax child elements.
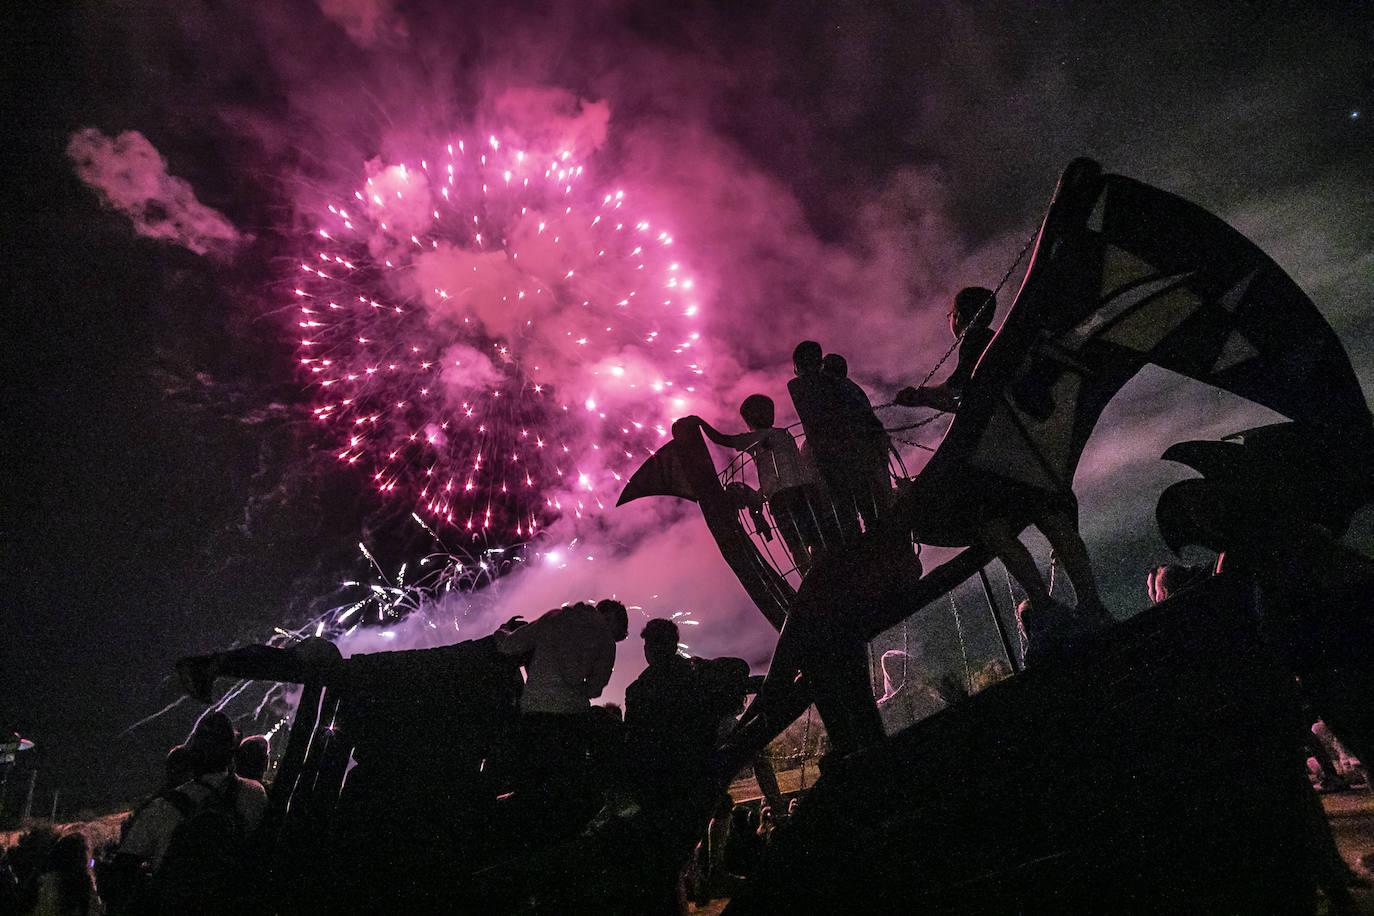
<box><xmin>1325</xmin><ymin>787</ymin><xmax>1374</xmax><ymax>913</ymax></box>
<box><xmin>694</xmin><ymin>781</ymin><xmax>1374</xmax><ymax>915</ymax></box>
<box><xmin>4</xmin><ymin>782</ymin><xmax>1373</xmax><ymax>912</ymax></box>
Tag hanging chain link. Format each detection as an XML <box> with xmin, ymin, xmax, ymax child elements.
<box><xmin>949</xmin><ymin>593</ymin><xmax>974</xmax><ymax>696</ymax></box>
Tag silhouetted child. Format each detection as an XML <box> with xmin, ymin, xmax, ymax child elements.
<box><xmin>691</xmin><ymin>395</ymin><xmax>831</xmax><ymax>572</ymax></box>
<box><xmin>824</xmin><ymin>350</ymin><xmax>893</xmax><ymax>521</ymax></box>
<box><xmin>895</xmin><ymin>286</ymin><xmax>998</xmax><ymax>414</ymax></box>
<box><xmin>897</xmin><ymin>288</ymin><xmax>1111</xmax><ymax>638</ymax></box>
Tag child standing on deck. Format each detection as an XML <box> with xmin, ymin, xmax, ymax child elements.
<box><xmin>688</xmin><ymin>395</ymin><xmax>835</xmax><ymax>574</ymax></box>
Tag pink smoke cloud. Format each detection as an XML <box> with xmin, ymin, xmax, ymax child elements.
<box><xmin>103</xmin><ymin>0</ymin><xmax>1364</xmax><ymax>658</ymax></box>
<box><xmin>315</xmin><ymin>0</ymin><xmax>408</xmax><ymax>49</ymax></box>
<box><xmin>66</xmin><ymin>128</ymin><xmax>243</xmax><ymax>259</ymax></box>
<box><xmin>333</xmin><ymin>496</ymin><xmax>781</xmax><ymax>707</ymax></box>
<box><xmin>488</xmin><ymin>88</ymin><xmax>611</xmax><ymax>159</ymax></box>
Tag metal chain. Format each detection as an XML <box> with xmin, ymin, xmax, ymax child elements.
<box><xmin>949</xmin><ymin>593</ymin><xmax>974</xmax><ymax>696</ymax></box>
<box><xmin>875</xmin><ymin>222</ymin><xmax>1042</xmax><ymax>417</ymax></box>
<box><xmin>1004</xmin><ymin>566</ymin><xmax>1029</xmax><ymax>661</ymax></box>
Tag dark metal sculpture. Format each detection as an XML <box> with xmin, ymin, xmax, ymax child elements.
<box><xmin>621</xmin><ymin>158</ymin><xmax>1374</xmax><ymax>912</ymax></box>
<box><xmin>174</xmin><ymin>159</ymin><xmax>1374</xmax><ymax>912</ymax></box>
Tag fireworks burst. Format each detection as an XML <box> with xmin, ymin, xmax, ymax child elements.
<box><xmin>291</xmin><ymin>133</ymin><xmax>705</xmax><ymax>540</ymax></box>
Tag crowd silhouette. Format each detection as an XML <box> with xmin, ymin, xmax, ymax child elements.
<box><xmin>8</xmin><ymin>603</ymin><xmax>796</xmax><ymax>914</ymax></box>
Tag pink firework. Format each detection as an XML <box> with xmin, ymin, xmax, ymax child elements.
<box><xmin>293</xmin><ymin>134</ymin><xmax>704</xmax><ymax>538</ymax></box>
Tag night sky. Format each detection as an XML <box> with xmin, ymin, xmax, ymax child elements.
<box><xmin>3</xmin><ymin>1</ymin><xmax>1371</xmax><ymax>819</ymax></box>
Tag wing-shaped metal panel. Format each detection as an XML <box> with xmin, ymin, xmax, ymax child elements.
<box><xmin>909</xmin><ymin>158</ymin><xmax>1372</xmax><ymax>546</ymax></box>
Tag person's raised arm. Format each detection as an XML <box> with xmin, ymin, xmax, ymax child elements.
<box><xmin>685</xmin><ymin>415</ymin><xmax>763</xmax><ymax>450</ymax></box>
<box><xmin>176</xmin><ymin>639</ymin><xmax>343</xmax><ymax>701</ymax></box>
<box><xmin>496</xmin><ymin>610</ymin><xmax>546</xmax><ymax>658</ymax></box>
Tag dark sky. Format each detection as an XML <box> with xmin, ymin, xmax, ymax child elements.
<box><xmin>3</xmin><ymin>1</ymin><xmax>1371</xmax><ymax>818</ymax></box>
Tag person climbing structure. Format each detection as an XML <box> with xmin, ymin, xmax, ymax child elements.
<box><xmin>896</xmin><ymin>287</ymin><xmax>1112</xmax><ymax>648</ymax></box>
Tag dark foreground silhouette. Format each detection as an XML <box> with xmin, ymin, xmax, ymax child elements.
<box><xmin>144</xmin><ymin>158</ymin><xmax>1374</xmax><ymax>914</ymax></box>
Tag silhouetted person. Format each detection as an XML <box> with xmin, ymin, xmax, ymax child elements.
<box><xmin>495</xmin><ymin>599</ymin><xmax>629</xmax><ymax>801</ymax></box>
<box><xmin>822</xmin><ymin>351</ymin><xmax>894</xmax><ymax>524</ymax></box>
<box><xmin>110</xmin><ymin>711</ymin><xmax>267</xmax><ymax>916</ymax></box>
<box><xmin>115</xmin><ymin>744</ymin><xmax>198</xmax><ymax>859</ymax></box>
<box><xmin>625</xmin><ymin>619</ymin><xmax>717</xmax><ymax>810</ymax></box>
<box><xmin>159</xmin><ymin>745</ymin><xmax>194</xmax><ymax>797</ymax></box>
<box><xmin>820</xmin><ymin>352</ymin><xmax>847</xmax><ymax>380</ymax></box>
<box><xmin>875</xmin><ymin>649</ymin><xmax>947</xmax><ymax>735</ymax></box>
<box><xmin>620</xmin><ymin>620</ymin><xmax>755</xmax><ymax>910</ymax></box>
<box><xmin>897</xmin><ymin>288</ymin><xmax>1110</xmax><ymax>638</ymax></box>
<box><xmin>31</xmin><ymin>832</ymin><xmax>102</xmax><ymax>916</ymax></box>
<box><xmin>691</xmin><ymin>395</ymin><xmax>834</xmax><ymax>572</ymax></box>
<box><xmin>788</xmin><ymin>341</ymin><xmax>892</xmax><ymax>540</ymax></box>
<box><xmin>895</xmin><ymin>287</ymin><xmax>998</xmax><ymax>414</ymax></box>
<box><xmin>233</xmin><ymin>735</ymin><xmax>269</xmax><ymax>785</ymax></box>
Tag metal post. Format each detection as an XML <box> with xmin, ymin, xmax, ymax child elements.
<box><xmin>21</xmin><ymin>769</ymin><xmax>36</xmax><ymax>822</ymax></box>
<box><xmin>49</xmin><ymin>790</ymin><xmax>59</xmax><ymax>822</ymax></box>
<box><xmin>978</xmin><ymin>568</ymin><xmax>1022</xmax><ymax>673</ymax></box>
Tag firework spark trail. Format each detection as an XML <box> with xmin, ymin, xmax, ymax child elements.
<box><xmin>122</xmin><ymin>534</ymin><xmax>504</xmax><ymax>735</ymax></box>
<box><xmin>116</xmin><ymin>695</ymin><xmax>189</xmax><ymax>738</ymax></box>
<box><xmin>293</xmin><ymin>133</ymin><xmax>706</xmax><ymax>542</ymax></box>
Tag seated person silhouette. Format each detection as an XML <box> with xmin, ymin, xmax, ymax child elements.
<box><xmin>875</xmin><ymin>648</ymin><xmax>949</xmax><ymax>735</ymax></box>
<box><xmin>689</xmin><ymin>395</ymin><xmax>835</xmax><ymax>572</ymax></box>
<box><xmin>897</xmin><ymin>287</ymin><xmax>1111</xmax><ymax>639</ymax></box>
<box><xmin>788</xmin><ymin>341</ymin><xmax>892</xmax><ymax>540</ymax></box>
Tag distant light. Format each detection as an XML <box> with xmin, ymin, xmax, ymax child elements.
<box><xmin>1352</xmin><ymin>110</ymin><xmax>1361</xmax><ymax>120</ymax></box>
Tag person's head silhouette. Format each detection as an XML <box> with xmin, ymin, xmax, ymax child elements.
<box><xmin>950</xmin><ymin>287</ymin><xmax>995</xmax><ymax>337</ymax></box>
<box><xmin>739</xmin><ymin>394</ymin><xmax>775</xmax><ymax>431</ymax></box>
<box><xmin>595</xmin><ymin>598</ymin><xmax>630</xmax><ymax>642</ymax></box>
<box><xmin>640</xmin><ymin>618</ymin><xmax>680</xmax><ymax>667</ymax></box>
<box><xmin>792</xmin><ymin>340</ymin><xmax>823</xmax><ymax>376</ymax></box>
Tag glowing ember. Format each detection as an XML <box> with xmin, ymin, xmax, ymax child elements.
<box><xmin>293</xmin><ymin>134</ymin><xmax>705</xmax><ymax>537</ymax></box>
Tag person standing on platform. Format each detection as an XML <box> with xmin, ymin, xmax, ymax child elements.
<box><xmin>495</xmin><ymin>599</ymin><xmax>629</xmax><ymax>799</ymax></box>
<box><xmin>788</xmin><ymin>341</ymin><xmax>892</xmax><ymax>541</ymax></box>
